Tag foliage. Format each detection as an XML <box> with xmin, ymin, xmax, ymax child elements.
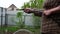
<box><xmin>17</xmin><ymin>12</ymin><xmax>23</xmax><ymax>18</ymax></box>
<box><xmin>22</xmin><ymin>0</ymin><xmax>44</xmax><ymax>28</ymax></box>
<box><xmin>16</xmin><ymin>12</ymin><xmax>25</xmax><ymax>28</ymax></box>
<box><xmin>22</xmin><ymin>0</ymin><xmax>44</xmax><ymax>9</ymax></box>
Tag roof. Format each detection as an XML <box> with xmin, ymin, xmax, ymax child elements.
<box><xmin>8</xmin><ymin>4</ymin><xmax>17</xmax><ymax>8</ymax></box>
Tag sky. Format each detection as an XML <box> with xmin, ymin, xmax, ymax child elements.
<box><xmin>0</xmin><ymin>0</ymin><xmax>30</xmax><ymax>8</ymax></box>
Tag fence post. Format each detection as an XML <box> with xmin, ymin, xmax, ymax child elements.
<box><xmin>5</xmin><ymin>8</ymin><xmax>8</xmax><ymax>27</ymax></box>
<box><xmin>1</xmin><ymin>7</ymin><xmax>3</xmax><ymax>28</ymax></box>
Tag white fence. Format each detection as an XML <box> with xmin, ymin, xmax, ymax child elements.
<box><xmin>0</xmin><ymin>7</ymin><xmax>41</xmax><ymax>27</ymax></box>
<box><xmin>0</xmin><ymin>7</ymin><xmax>33</xmax><ymax>25</ymax></box>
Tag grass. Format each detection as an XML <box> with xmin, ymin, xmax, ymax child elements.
<box><xmin>0</xmin><ymin>26</ymin><xmax>40</xmax><ymax>34</ymax></box>
<box><xmin>0</xmin><ymin>26</ymin><xmax>19</xmax><ymax>32</ymax></box>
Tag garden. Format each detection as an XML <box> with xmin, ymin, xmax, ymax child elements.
<box><xmin>0</xmin><ymin>0</ymin><xmax>43</xmax><ymax>34</ymax></box>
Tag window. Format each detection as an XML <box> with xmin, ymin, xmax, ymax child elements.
<box><xmin>11</xmin><ymin>8</ymin><xmax>14</xmax><ymax>11</ymax></box>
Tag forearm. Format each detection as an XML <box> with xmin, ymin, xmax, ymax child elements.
<box><xmin>49</xmin><ymin>6</ymin><xmax>60</xmax><ymax>13</ymax></box>
<box><xmin>44</xmin><ymin>6</ymin><xmax>60</xmax><ymax>16</ymax></box>
<box><xmin>31</xmin><ymin>9</ymin><xmax>43</xmax><ymax>17</ymax></box>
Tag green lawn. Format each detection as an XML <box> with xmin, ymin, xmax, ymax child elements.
<box><xmin>0</xmin><ymin>26</ymin><xmax>19</xmax><ymax>32</ymax></box>
<box><xmin>0</xmin><ymin>26</ymin><xmax>40</xmax><ymax>34</ymax></box>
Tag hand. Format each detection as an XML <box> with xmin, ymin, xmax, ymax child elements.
<box><xmin>24</xmin><ymin>8</ymin><xmax>33</xmax><ymax>13</ymax></box>
<box><xmin>43</xmin><ymin>10</ymin><xmax>51</xmax><ymax>16</ymax></box>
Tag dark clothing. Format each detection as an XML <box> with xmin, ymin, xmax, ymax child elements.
<box><xmin>41</xmin><ymin>0</ymin><xmax>60</xmax><ymax>34</ymax></box>
<box><xmin>42</xmin><ymin>13</ymin><xmax>60</xmax><ymax>34</ymax></box>
<box><xmin>42</xmin><ymin>32</ymin><xmax>52</xmax><ymax>34</ymax></box>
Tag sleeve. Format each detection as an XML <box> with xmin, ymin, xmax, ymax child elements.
<box><xmin>33</xmin><ymin>10</ymin><xmax>43</xmax><ymax>17</ymax></box>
